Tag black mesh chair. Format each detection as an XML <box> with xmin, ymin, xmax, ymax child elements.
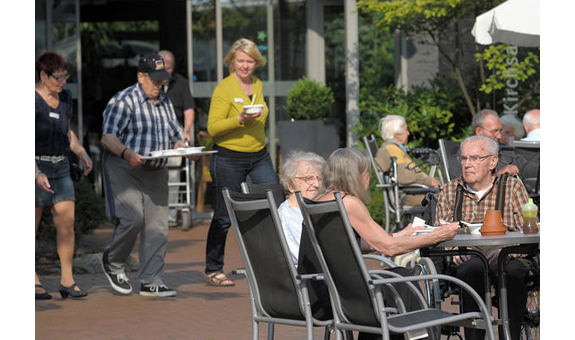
<box><xmin>222</xmin><ymin>188</ymin><xmax>335</xmax><ymax>340</ymax></box>
<box><xmin>296</xmin><ymin>191</ymin><xmax>495</xmax><ymax>340</ymax></box>
<box><xmin>240</xmin><ymin>182</ymin><xmax>287</xmax><ymax>206</ymax></box>
<box><xmin>509</xmin><ymin>138</ymin><xmax>540</xmax><ymax>201</ymax></box>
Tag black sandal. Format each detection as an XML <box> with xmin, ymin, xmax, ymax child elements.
<box><xmin>35</xmin><ymin>284</ymin><xmax>52</xmax><ymax>300</ymax></box>
<box><xmin>58</xmin><ymin>283</ymin><xmax>88</xmax><ymax>299</ymax></box>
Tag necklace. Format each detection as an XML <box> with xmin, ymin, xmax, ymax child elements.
<box><xmin>234</xmin><ymin>73</ymin><xmax>252</xmax><ymax>96</ymax></box>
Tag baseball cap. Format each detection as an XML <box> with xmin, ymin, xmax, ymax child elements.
<box><xmin>138</xmin><ymin>54</ymin><xmax>171</xmax><ymax>82</ymax></box>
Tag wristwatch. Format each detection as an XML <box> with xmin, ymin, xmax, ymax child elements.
<box><xmin>35</xmin><ymin>169</ymin><xmax>42</xmax><ymax>179</ymax></box>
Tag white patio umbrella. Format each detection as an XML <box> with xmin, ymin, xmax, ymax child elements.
<box><xmin>472</xmin><ymin>0</ymin><xmax>540</xmax><ymax>47</ymax></box>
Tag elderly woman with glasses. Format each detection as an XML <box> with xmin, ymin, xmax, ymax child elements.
<box><xmin>278</xmin><ymin>150</ymin><xmax>326</xmax><ymax>263</ymax></box>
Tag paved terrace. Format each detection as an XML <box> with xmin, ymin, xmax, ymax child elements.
<box><xmin>36</xmin><ymin>215</ymin><xmax>470</xmax><ymax>340</ymax></box>
<box><xmin>35</xmin><ymin>216</ymin><xmax>330</xmax><ymax>340</ymax></box>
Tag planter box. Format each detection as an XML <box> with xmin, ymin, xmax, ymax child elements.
<box><xmin>277</xmin><ymin>119</ymin><xmax>341</xmax><ymax>160</ymax></box>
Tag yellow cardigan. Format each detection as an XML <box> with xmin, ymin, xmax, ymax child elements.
<box><xmin>207</xmin><ymin>74</ymin><xmax>268</xmax><ymax>153</ymax></box>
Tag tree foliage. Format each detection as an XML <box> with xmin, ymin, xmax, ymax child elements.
<box><xmin>357</xmin><ymin>0</ymin><xmax>539</xmax><ymax>118</ymax></box>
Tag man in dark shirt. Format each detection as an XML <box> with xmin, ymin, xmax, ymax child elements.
<box><xmin>158</xmin><ymin>50</ymin><xmax>196</xmax><ymax>141</ymax></box>
<box><xmin>158</xmin><ymin>50</ymin><xmax>197</xmax><ymax>227</ymax></box>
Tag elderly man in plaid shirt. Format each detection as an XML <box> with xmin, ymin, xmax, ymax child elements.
<box><xmin>100</xmin><ymin>54</ymin><xmax>199</xmax><ymax>297</ymax></box>
<box><xmin>435</xmin><ymin>135</ymin><xmax>531</xmax><ymax>340</ymax></box>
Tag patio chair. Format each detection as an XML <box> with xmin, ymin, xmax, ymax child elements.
<box><xmin>222</xmin><ymin>188</ymin><xmax>336</xmax><ymax>340</ymax></box>
<box><xmin>362</xmin><ymin>135</ymin><xmax>437</xmax><ymax>233</ymax></box>
<box><xmin>240</xmin><ymin>182</ymin><xmax>287</xmax><ymax>206</ymax></box>
<box><xmin>509</xmin><ymin>138</ymin><xmax>540</xmax><ymax>200</ymax></box>
<box><xmin>438</xmin><ymin>139</ymin><xmax>462</xmax><ymax>182</ymax></box>
<box><xmin>295</xmin><ymin>191</ymin><xmax>496</xmax><ymax>340</ymax></box>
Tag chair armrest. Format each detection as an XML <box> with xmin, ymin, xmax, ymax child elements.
<box><xmin>232</xmin><ymin>268</ymin><xmax>247</xmax><ymax>276</ymax></box>
<box><xmin>362</xmin><ymin>253</ymin><xmax>398</xmax><ymax>268</ymax></box>
<box><xmin>296</xmin><ymin>273</ymin><xmax>326</xmax><ymax>282</ymax></box>
<box><xmin>370</xmin><ymin>273</ymin><xmax>495</xmax><ymax>322</ymax></box>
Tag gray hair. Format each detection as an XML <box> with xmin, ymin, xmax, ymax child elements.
<box><xmin>280</xmin><ymin>150</ymin><xmax>326</xmax><ymax>193</ymax></box>
<box><xmin>472</xmin><ymin>109</ymin><xmax>499</xmax><ymax>131</ymax></box>
<box><xmin>461</xmin><ymin>135</ymin><xmax>499</xmax><ymax>156</ymax></box>
<box><xmin>320</xmin><ymin>148</ymin><xmax>371</xmax><ymax>204</ymax></box>
<box><xmin>379</xmin><ymin>115</ymin><xmax>406</xmax><ymax>140</ymax></box>
<box><xmin>500</xmin><ymin>114</ymin><xmax>525</xmax><ymax>140</ymax></box>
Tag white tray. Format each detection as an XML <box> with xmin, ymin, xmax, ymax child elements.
<box><xmin>142</xmin><ymin>149</ymin><xmax>217</xmax><ymax>160</ymax></box>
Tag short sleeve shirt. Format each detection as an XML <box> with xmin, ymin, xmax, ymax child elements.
<box><xmin>102</xmin><ymin>83</ymin><xmax>182</xmax><ymax>168</ymax></box>
<box><xmin>35</xmin><ymin>89</ymin><xmax>73</xmax><ymax>156</ymax></box>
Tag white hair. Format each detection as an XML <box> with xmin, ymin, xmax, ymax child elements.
<box><xmin>379</xmin><ymin>115</ymin><xmax>406</xmax><ymax>140</ymax></box>
<box><xmin>280</xmin><ymin>150</ymin><xmax>325</xmax><ymax>193</ymax></box>
<box><xmin>461</xmin><ymin>135</ymin><xmax>499</xmax><ymax>156</ymax></box>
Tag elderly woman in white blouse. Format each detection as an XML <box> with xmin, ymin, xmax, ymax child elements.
<box><xmin>277</xmin><ymin>151</ymin><xmax>326</xmax><ymax>263</ymax></box>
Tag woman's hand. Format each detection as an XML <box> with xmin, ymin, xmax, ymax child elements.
<box><xmin>430</xmin><ymin>222</ymin><xmax>460</xmax><ymax>243</ymax></box>
<box><xmin>237</xmin><ymin>108</ymin><xmax>263</xmax><ymax>124</ymax></box>
<box><xmin>394</xmin><ymin>223</ymin><xmax>424</xmax><ymax>237</ymax></box>
<box><xmin>36</xmin><ymin>173</ymin><xmax>54</xmax><ymax>194</ymax></box>
<box><xmin>79</xmin><ymin>151</ymin><xmax>93</xmax><ymax>176</ymax></box>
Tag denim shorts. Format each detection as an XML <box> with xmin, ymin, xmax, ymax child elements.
<box><xmin>35</xmin><ymin>159</ymin><xmax>75</xmax><ymax>207</ymax></box>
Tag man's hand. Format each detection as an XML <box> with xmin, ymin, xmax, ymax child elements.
<box><xmin>498</xmin><ymin>164</ymin><xmax>519</xmax><ymax>176</ymax></box>
<box><xmin>174</xmin><ymin>140</ymin><xmax>201</xmax><ymax>161</ymax></box>
<box><xmin>123</xmin><ymin>149</ymin><xmax>144</xmax><ymax>167</ymax></box>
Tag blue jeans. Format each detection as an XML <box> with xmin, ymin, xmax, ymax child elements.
<box><xmin>205</xmin><ymin>149</ymin><xmax>278</xmax><ymax>274</ymax></box>
<box><xmin>35</xmin><ymin>158</ymin><xmax>75</xmax><ymax>206</ymax></box>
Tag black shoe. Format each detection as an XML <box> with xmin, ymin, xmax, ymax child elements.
<box><xmin>58</xmin><ymin>283</ymin><xmax>88</xmax><ymax>299</ymax></box>
<box><xmin>102</xmin><ymin>249</ymin><xmax>132</xmax><ymax>295</ymax></box>
<box><xmin>35</xmin><ymin>285</ymin><xmax>52</xmax><ymax>300</ymax></box>
<box><xmin>139</xmin><ymin>283</ymin><xmax>177</xmax><ymax>297</ymax></box>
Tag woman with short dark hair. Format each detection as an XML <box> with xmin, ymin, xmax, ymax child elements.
<box><xmin>35</xmin><ymin>51</ymin><xmax>93</xmax><ymax>299</ymax></box>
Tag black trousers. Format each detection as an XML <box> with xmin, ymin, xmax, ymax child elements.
<box><xmin>456</xmin><ymin>257</ymin><xmax>529</xmax><ymax>340</ymax></box>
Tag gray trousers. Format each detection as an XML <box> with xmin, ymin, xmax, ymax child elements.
<box><xmin>104</xmin><ymin>153</ymin><xmax>169</xmax><ymax>285</ymax></box>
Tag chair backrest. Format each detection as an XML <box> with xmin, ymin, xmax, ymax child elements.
<box><xmin>296</xmin><ymin>191</ymin><xmax>381</xmax><ymax>326</ymax></box>
<box><xmin>362</xmin><ymin>135</ymin><xmax>386</xmax><ymax>185</ymax></box>
<box><xmin>222</xmin><ymin>188</ymin><xmax>304</xmax><ymax>320</ymax></box>
<box><xmin>362</xmin><ymin>135</ymin><xmax>401</xmax><ymax>232</ymax></box>
<box><xmin>509</xmin><ymin>138</ymin><xmax>540</xmax><ymax>196</ymax></box>
<box><xmin>438</xmin><ymin>139</ymin><xmax>461</xmax><ymax>182</ymax></box>
<box><xmin>240</xmin><ymin>182</ymin><xmax>287</xmax><ymax>206</ymax></box>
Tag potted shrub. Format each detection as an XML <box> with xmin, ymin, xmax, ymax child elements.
<box><xmin>278</xmin><ymin>77</ymin><xmax>340</xmax><ymax>159</ymax></box>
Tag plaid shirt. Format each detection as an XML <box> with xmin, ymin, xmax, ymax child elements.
<box><xmin>435</xmin><ymin>174</ymin><xmax>529</xmax><ymax>231</ymax></box>
<box><xmin>102</xmin><ymin>83</ymin><xmax>182</xmax><ymax>168</ymax></box>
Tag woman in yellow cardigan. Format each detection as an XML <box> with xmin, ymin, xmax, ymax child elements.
<box><xmin>204</xmin><ymin>38</ymin><xmax>278</xmax><ymax>286</ymax></box>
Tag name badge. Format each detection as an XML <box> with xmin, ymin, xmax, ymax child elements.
<box><xmin>49</xmin><ymin>112</ymin><xmax>60</xmax><ymax>119</ymax></box>
<box><xmin>234</xmin><ymin>97</ymin><xmax>244</xmax><ymax>103</ymax></box>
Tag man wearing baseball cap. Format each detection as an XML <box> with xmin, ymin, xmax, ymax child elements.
<box><xmin>100</xmin><ymin>54</ymin><xmax>199</xmax><ymax>297</ymax></box>
<box><xmin>138</xmin><ymin>54</ymin><xmax>172</xmax><ymax>82</ymax></box>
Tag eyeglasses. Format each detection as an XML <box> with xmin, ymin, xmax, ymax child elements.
<box><xmin>479</xmin><ymin>126</ymin><xmax>502</xmax><ymax>136</ymax></box>
<box><xmin>458</xmin><ymin>154</ymin><xmax>494</xmax><ymax>164</ymax></box>
<box><xmin>295</xmin><ymin>176</ymin><xmax>323</xmax><ymax>184</ymax></box>
<box><xmin>50</xmin><ymin>73</ymin><xmax>70</xmax><ymax>82</ymax></box>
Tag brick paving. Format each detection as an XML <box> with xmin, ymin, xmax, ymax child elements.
<box><xmin>35</xmin><ymin>215</ymin><xmax>492</xmax><ymax>340</ymax></box>
<box><xmin>35</xmin><ymin>215</ymin><xmax>328</xmax><ymax>340</ymax></box>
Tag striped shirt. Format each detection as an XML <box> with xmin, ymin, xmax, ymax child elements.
<box><xmin>435</xmin><ymin>175</ymin><xmax>529</xmax><ymax>231</ymax></box>
<box><xmin>102</xmin><ymin>83</ymin><xmax>182</xmax><ymax>168</ymax></box>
